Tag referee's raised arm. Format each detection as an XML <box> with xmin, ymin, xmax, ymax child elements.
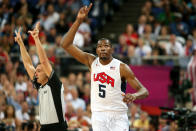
<box><xmin>28</xmin><ymin>22</ymin><xmax>53</xmax><ymax>77</ymax></box>
<box><xmin>14</xmin><ymin>27</ymin><xmax>35</xmax><ymax>80</ymax></box>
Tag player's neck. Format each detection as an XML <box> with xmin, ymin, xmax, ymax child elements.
<box><xmin>99</xmin><ymin>57</ymin><xmax>113</xmax><ymax>65</ymax></box>
<box><xmin>40</xmin><ymin>79</ymin><xmax>48</xmax><ymax>86</ymax></box>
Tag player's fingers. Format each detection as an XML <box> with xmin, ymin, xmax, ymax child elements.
<box><xmin>35</xmin><ymin>22</ymin><xmax>40</xmax><ymax>30</ymax></box>
<box><xmin>121</xmin><ymin>93</ymin><xmax>125</xmax><ymax>96</ymax></box>
<box><xmin>18</xmin><ymin>27</ymin><xmax>21</xmax><ymax>34</ymax></box>
<box><xmin>15</xmin><ymin>30</ymin><xmax>18</xmax><ymax>36</ymax></box>
<box><xmin>80</xmin><ymin>7</ymin><xmax>85</xmax><ymax>13</ymax></box>
<box><xmin>28</xmin><ymin>31</ymin><xmax>33</xmax><ymax>34</ymax></box>
<box><xmin>123</xmin><ymin>97</ymin><xmax>127</xmax><ymax>102</ymax></box>
<box><xmin>87</xmin><ymin>3</ymin><xmax>92</xmax><ymax>12</ymax></box>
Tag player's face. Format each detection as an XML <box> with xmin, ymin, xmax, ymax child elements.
<box><xmin>96</xmin><ymin>40</ymin><xmax>112</xmax><ymax>61</ymax></box>
<box><xmin>35</xmin><ymin>64</ymin><xmax>48</xmax><ymax>84</ymax></box>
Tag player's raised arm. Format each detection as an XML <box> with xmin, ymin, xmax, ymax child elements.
<box><xmin>14</xmin><ymin>27</ymin><xmax>35</xmax><ymax>80</ymax></box>
<box><xmin>120</xmin><ymin>63</ymin><xmax>149</xmax><ymax>103</ymax></box>
<box><xmin>28</xmin><ymin>22</ymin><xmax>52</xmax><ymax>77</ymax></box>
<box><xmin>60</xmin><ymin>4</ymin><xmax>95</xmax><ymax>68</ymax></box>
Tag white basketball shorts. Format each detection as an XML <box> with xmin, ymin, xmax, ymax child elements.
<box><xmin>92</xmin><ymin>111</ymin><xmax>129</xmax><ymax>131</ymax></box>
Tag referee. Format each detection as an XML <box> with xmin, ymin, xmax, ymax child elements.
<box><xmin>14</xmin><ymin>23</ymin><xmax>68</xmax><ymax>131</ymax></box>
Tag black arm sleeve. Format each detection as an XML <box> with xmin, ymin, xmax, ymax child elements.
<box><xmin>48</xmin><ymin>70</ymin><xmax>62</xmax><ymax>89</ymax></box>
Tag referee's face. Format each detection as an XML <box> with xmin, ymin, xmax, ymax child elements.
<box><xmin>35</xmin><ymin>64</ymin><xmax>48</xmax><ymax>84</ymax></box>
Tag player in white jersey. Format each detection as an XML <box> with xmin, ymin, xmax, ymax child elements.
<box><xmin>61</xmin><ymin>4</ymin><xmax>149</xmax><ymax>131</ymax></box>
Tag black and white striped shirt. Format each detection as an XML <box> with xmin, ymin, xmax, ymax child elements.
<box><xmin>32</xmin><ymin>71</ymin><xmax>66</xmax><ymax>125</ymax></box>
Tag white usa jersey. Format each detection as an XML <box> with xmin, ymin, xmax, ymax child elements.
<box><xmin>91</xmin><ymin>58</ymin><xmax>128</xmax><ymax>112</ymax></box>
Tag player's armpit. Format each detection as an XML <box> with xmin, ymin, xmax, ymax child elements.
<box><xmin>120</xmin><ymin>63</ymin><xmax>149</xmax><ymax>99</ymax></box>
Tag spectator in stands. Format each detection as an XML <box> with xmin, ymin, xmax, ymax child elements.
<box><xmin>170</xmin><ymin>12</ymin><xmax>189</xmax><ymax>38</ymax></box>
<box><xmin>170</xmin><ymin>0</ymin><xmax>184</xmax><ymax>13</ymax></box>
<box><xmin>70</xmin><ymin>88</ymin><xmax>86</xmax><ymax>111</ymax></box>
<box><xmin>135</xmin><ymin>38</ymin><xmax>152</xmax><ymax>58</ymax></box>
<box><xmin>78</xmin><ymin>18</ymin><xmax>92</xmax><ymax>46</ymax></box>
<box><xmin>3</xmin><ymin>105</ymin><xmax>21</xmax><ymax>131</ymax></box>
<box><xmin>70</xmin><ymin>107</ymin><xmax>91</xmax><ymax>127</ymax></box>
<box><xmin>166</xmin><ymin>34</ymin><xmax>184</xmax><ymax>56</ymax></box>
<box><xmin>115</xmin><ymin>35</ymin><xmax>128</xmax><ymax>59</ymax></box>
<box><xmin>122</xmin><ymin>24</ymin><xmax>138</xmax><ymax>47</ymax></box>
<box><xmin>26</xmin><ymin>81</ymin><xmax>38</xmax><ymax>108</ymax></box>
<box><xmin>54</xmin><ymin>0</ymin><xmax>67</xmax><ymax>13</ymax></box>
<box><xmin>128</xmin><ymin>104</ymin><xmax>140</xmax><ymax>129</ymax></box>
<box><xmin>55</xmin><ymin>12</ymin><xmax>69</xmax><ymax>35</ymax></box>
<box><xmin>46</xmin><ymin>27</ymin><xmax>57</xmax><ymax>44</ymax></box>
<box><xmin>65</xmin><ymin>102</ymin><xmax>75</xmax><ymax>121</ymax></box>
<box><xmin>68</xmin><ymin>73</ymin><xmax>77</xmax><ymax>89</ymax></box>
<box><xmin>4</xmin><ymin>61</ymin><xmax>18</xmax><ymax>85</ymax></box>
<box><xmin>0</xmin><ymin>91</ymin><xmax>6</xmax><ymax>120</ymax></box>
<box><xmin>186</xmin><ymin>0</ymin><xmax>196</xmax><ymax>28</ymax></box>
<box><xmin>158</xmin><ymin>117</ymin><xmax>170</xmax><ymax>131</ymax></box>
<box><xmin>133</xmin><ymin>111</ymin><xmax>150</xmax><ymax>131</ymax></box>
<box><xmin>191</xmin><ymin>28</ymin><xmax>196</xmax><ymax>46</ymax></box>
<box><xmin>83</xmin><ymin>83</ymin><xmax>90</xmax><ymax>104</ymax></box>
<box><xmin>187</xmin><ymin>47</ymin><xmax>196</xmax><ymax>108</ymax></box>
<box><xmin>84</xmin><ymin>103</ymin><xmax>91</xmax><ymax>120</ymax></box>
<box><xmin>141</xmin><ymin>24</ymin><xmax>156</xmax><ymax>48</ymax></box>
<box><xmin>184</xmin><ymin>38</ymin><xmax>193</xmax><ymax>56</ymax></box>
<box><xmin>29</xmin><ymin>46</ymin><xmax>39</xmax><ymax>66</ymax></box>
<box><xmin>73</xmin><ymin>31</ymin><xmax>85</xmax><ymax>48</ymax></box>
<box><xmin>16</xmin><ymin>101</ymin><xmax>30</xmax><ymax>122</ymax></box>
<box><xmin>135</xmin><ymin>15</ymin><xmax>147</xmax><ymax>36</ymax></box>
<box><xmin>76</xmin><ymin>73</ymin><xmax>84</xmax><ymax>98</ymax></box>
<box><xmin>15</xmin><ymin>73</ymin><xmax>27</xmax><ymax>92</ymax></box>
<box><xmin>7</xmin><ymin>91</ymin><xmax>24</xmax><ymax>111</ymax></box>
<box><xmin>84</xmin><ymin>71</ymin><xmax>91</xmax><ymax>84</ymax></box>
<box><xmin>157</xmin><ymin>25</ymin><xmax>170</xmax><ymax>47</ymax></box>
<box><xmin>142</xmin><ymin>1</ymin><xmax>154</xmax><ymax>23</ymax></box>
<box><xmin>47</xmin><ymin>46</ymin><xmax>56</xmax><ymax>64</ymax></box>
<box><xmin>55</xmin><ymin>35</ymin><xmax>67</xmax><ymax>57</ymax></box>
<box><xmin>40</xmin><ymin>4</ymin><xmax>60</xmax><ymax>31</ymax></box>
<box><xmin>0</xmin><ymin>44</ymin><xmax>9</xmax><ymax>67</ymax></box>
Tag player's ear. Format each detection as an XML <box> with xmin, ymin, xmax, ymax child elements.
<box><xmin>111</xmin><ymin>46</ymin><xmax>114</xmax><ymax>54</ymax></box>
<box><xmin>96</xmin><ymin>47</ymin><xmax>98</xmax><ymax>55</ymax></box>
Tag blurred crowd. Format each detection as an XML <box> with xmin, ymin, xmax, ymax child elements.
<box><xmin>114</xmin><ymin>0</ymin><xmax>196</xmax><ymax>65</ymax></box>
<box><xmin>0</xmin><ymin>0</ymin><xmax>196</xmax><ymax>131</ymax></box>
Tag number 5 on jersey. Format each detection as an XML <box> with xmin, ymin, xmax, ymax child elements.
<box><xmin>99</xmin><ymin>84</ymin><xmax>106</xmax><ymax>98</ymax></box>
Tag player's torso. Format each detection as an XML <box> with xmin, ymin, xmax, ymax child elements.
<box><xmin>90</xmin><ymin>58</ymin><xmax>128</xmax><ymax>112</ymax></box>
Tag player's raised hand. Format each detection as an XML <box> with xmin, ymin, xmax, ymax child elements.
<box><xmin>14</xmin><ymin>27</ymin><xmax>23</xmax><ymax>45</ymax></box>
<box><xmin>76</xmin><ymin>3</ymin><xmax>92</xmax><ymax>23</ymax></box>
<box><xmin>28</xmin><ymin>22</ymin><xmax>40</xmax><ymax>39</ymax></box>
<box><xmin>122</xmin><ymin>93</ymin><xmax>136</xmax><ymax>104</ymax></box>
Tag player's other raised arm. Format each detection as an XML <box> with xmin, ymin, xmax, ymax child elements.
<box><xmin>28</xmin><ymin>22</ymin><xmax>52</xmax><ymax>77</ymax></box>
<box><xmin>61</xmin><ymin>4</ymin><xmax>95</xmax><ymax>68</ymax></box>
<box><xmin>14</xmin><ymin>27</ymin><xmax>35</xmax><ymax>80</ymax></box>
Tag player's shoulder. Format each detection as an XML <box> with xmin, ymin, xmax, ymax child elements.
<box><xmin>120</xmin><ymin>61</ymin><xmax>132</xmax><ymax>74</ymax></box>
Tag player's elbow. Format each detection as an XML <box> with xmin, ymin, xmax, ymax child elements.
<box><xmin>60</xmin><ymin>38</ymin><xmax>71</xmax><ymax>49</ymax></box>
<box><xmin>145</xmin><ymin>89</ymin><xmax>149</xmax><ymax>98</ymax></box>
<box><xmin>60</xmin><ymin>40</ymin><xmax>67</xmax><ymax>49</ymax></box>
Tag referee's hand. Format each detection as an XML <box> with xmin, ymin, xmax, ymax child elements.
<box><xmin>122</xmin><ymin>93</ymin><xmax>136</xmax><ymax>104</ymax></box>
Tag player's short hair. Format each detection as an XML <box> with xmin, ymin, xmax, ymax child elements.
<box><xmin>97</xmin><ymin>38</ymin><xmax>112</xmax><ymax>47</ymax></box>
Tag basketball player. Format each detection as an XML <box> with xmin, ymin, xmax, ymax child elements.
<box><xmin>61</xmin><ymin>4</ymin><xmax>149</xmax><ymax>131</ymax></box>
<box><xmin>14</xmin><ymin>23</ymin><xmax>67</xmax><ymax>131</ymax></box>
